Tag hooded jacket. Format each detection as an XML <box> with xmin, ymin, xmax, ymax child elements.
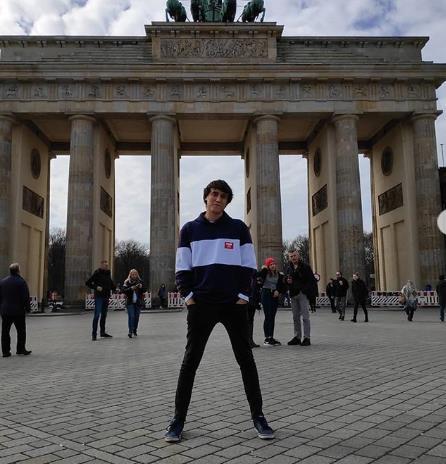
<box><xmin>175</xmin><ymin>212</ymin><xmax>257</xmax><ymax>305</ymax></box>
<box><xmin>86</xmin><ymin>269</ymin><xmax>116</xmax><ymax>298</ymax></box>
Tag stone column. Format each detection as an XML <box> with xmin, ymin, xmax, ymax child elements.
<box><xmin>150</xmin><ymin>115</ymin><xmax>177</xmax><ymax>296</ymax></box>
<box><xmin>411</xmin><ymin>113</ymin><xmax>445</xmax><ymax>285</ymax></box>
<box><xmin>333</xmin><ymin>114</ymin><xmax>365</xmax><ymax>280</ymax></box>
<box><xmin>0</xmin><ymin>115</ymin><xmax>15</xmax><ymax>274</ymax></box>
<box><xmin>254</xmin><ymin>115</ymin><xmax>283</xmax><ymax>267</ymax></box>
<box><xmin>64</xmin><ymin>115</ymin><xmax>96</xmax><ymax>305</ymax></box>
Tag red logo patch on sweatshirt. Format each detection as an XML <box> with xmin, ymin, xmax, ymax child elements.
<box><xmin>224</xmin><ymin>242</ymin><xmax>234</xmax><ymax>250</ymax></box>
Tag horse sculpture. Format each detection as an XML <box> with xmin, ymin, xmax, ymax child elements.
<box><xmin>241</xmin><ymin>0</ymin><xmax>265</xmax><ymax>22</ymax></box>
<box><xmin>166</xmin><ymin>0</ymin><xmax>187</xmax><ymax>22</ymax></box>
<box><xmin>222</xmin><ymin>0</ymin><xmax>237</xmax><ymax>22</ymax></box>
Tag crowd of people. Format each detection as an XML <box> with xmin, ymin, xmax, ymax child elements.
<box><xmin>1</xmin><ymin>179</ymin><xmax>446</xmax><ymax>444</ymax></box>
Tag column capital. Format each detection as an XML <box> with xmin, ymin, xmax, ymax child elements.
<box><xmin>410</xmin><ymin>111</ymin><xmax>442</xmax><ymax>123</ymax></box>
<box><xmin>148</xmin><ymin>113</ymin><xmax>177</xmax><ymax>124</ymax></box>
<box><xmin>68</xmin><ymin>114</ymin><xmax>96</xmax><ymax>124</ymax></box>
<box><xmin>332</xmin><ymin>113</ymin><xmax>360</xmax><ymax>125</ymax></box>
<box><xmin>0</xmin><ymin>113</ymin><xmax>17</xmax><ymax>125</ymax></box>
<box><xmin>253</xmin><ymin>114</ymin><xmax>281</xmax><ymax>125</ymax></box>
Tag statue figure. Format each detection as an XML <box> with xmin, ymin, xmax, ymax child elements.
<box><xmin>241</xmin><ymin>0</ymin><xmax>265</xmax><ymax>22</ymax></box>
<box><xmin>222</xmin><ymin>0</ymin><xmax>237</xmax><ymax>22</ymax></box>
<box><xmin>166</xmin><ymin>0</ymin><xmax>187</xmax><ymax>22</ymax></box>
<box><xmin>191</xmin><ymin>0</ymin><xmax>203</xmax><ymax>21</ymax></box>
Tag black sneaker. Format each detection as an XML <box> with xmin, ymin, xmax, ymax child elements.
<box><xmin>301</xmin><ymin>338</ymin><xmax>311</xmax><ymax>346</ymax></box>
<box><xmin>287</xmin><ymin>337</ymin><xmax>301</xmax><ymax>346</ymax></box>
<box><xmin>263</xmin><ymin>338</ymin><xmax>274</xmax><ymax>346</ymax></box>
<box><xmin>101</xmin><ymin>333</ymin><xmax>113</xmax><ymax>338</ymax></box>
<box><xmin>250</xmin><ymin>341</ymin><xmax>260</xmax><ymax>348</ymax></box>
<box><xmin>128</xmin><ymin>333</ymin><xmax>133</xmax><ymax>338</ymax></box>
<box><xmin>133</xmin><ymin>331</ymin><xmax>138</xmax><ymax>337</ymax></box>
<box><xmin>16</xmin><ymin>350</ymin><xmax>32</xmax><ymax>355</ymax></box>
<box><xmin>2</xmin><ymin>352</ymin><xmax>11</xmax><ymax>358</ymax></box>
<box><xmin>253</xmin><ymin>415</ymin><xmax>275</xmax><ymax>439</ymax></box>
<box><xmin>351</xmin><ymin>319</ymin><xmax>357</xmax><ymax>323</ymax></box>
<box><xmin>270</xmin><ymin>338</ymin><xmax>281</xmax><ymax>346</ymax></box>
<box><xmin>92</xmin><ymin>335</ymin><xmax>97</xmax><ymax>341</ymax></box>
<box><xmin>164</xmin><ymin>418</ymin><xmax>184</xmax><ymax>443</ymax></box>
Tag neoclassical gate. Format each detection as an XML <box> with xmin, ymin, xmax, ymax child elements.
<box><xmin>0</xmin><ymin>22</ymin><xmax>445</xmax><ymax>304</ymax></box>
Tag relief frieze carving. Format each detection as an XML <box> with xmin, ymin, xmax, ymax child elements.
<box><xmin>160</xmin><ymin>38</ymin><xmax>268</xmax><ymax>59</ymax></box>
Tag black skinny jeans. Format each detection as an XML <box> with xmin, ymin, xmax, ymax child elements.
<box><xmin>353</xmin><ymin>300</ymin><xmax>368</xmax><ymax>320</ymax></box>
<box><xmin>174</xmin><ymin>303</ymin><xmax>263</xmax><ymax>422</ymax></box>
<box><xmin>1</xmin><ymin>315</ymin><xmax>26</xmax><ymax>354</ymax></box>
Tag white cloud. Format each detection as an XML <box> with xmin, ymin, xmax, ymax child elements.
<box><xmin>2</xmin><ymin>0</ymin><xmax>445</xmax><ymax>243</ymax></box>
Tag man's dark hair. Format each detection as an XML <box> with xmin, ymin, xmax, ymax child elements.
<box><xmin>9</xmin><ymin>263</ymin><xmax>20</xmax><ymax>275</ymax></box>
<box><xmin>203</xmin><ymin>180</ymin><xmax>233</xmax><ymax>204</ymax></box>
<box><xmin>440</xmin><ymin>275</ymin><xmax>445</xmax><ymax>281</ymax></box>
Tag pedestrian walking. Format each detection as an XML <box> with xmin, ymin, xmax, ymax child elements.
<box><xmin>165</xmin><ymin>179</ymin><xmax>274</xmax><ymax>443</ymax></box>
<box><xmin>351</xmin><ymin>272</ymin><xmax>369</xmax><ymax>322</ymax></box>
<box><xmin>436</xmin><ymin>275</ymin><xmax>446</xmax><ymax>322</ymax></box>
<box><xmin>122</xmin><ymin>269</ymin><xmax>146</xmax><ymax>338</ymax></box>
<box><xmin>285</xmin><ymin>250</ymin><xmax>318</xmax><ymax>346</ymax></box>
<box><xmin>326</xmin><ymin>278</ymin><xmax>337</xmax><ymax>313</ymax></box>
<box><xmin>0</xmin><ymin>263</ymin><xmax>32</xmax><ymax>357</ymax></box>
<box><xmin>401</xmin><ymin>280</ymin><xmax>418</xmax><ymax>321</ymax></box>
<box><xmin>258</xmin><ymin>258</ymin><xmax>286</xmax><ymax>346</ymax></box>
<box><xmin>335</xmin><ymin>271</ymin><xmax>349</xmax><ymax>321</ymax></box>
<box><xmin>158</xmin><ymin>283</ymin><xmax>168</xmax><ymax>308</ymax></box>
<box><xmin>86</xmin><ymin>260</ymin><xmax>116</xmax><ymax>340</ymax></box>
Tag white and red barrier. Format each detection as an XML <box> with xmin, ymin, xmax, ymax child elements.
<box><xmin>370</xmin><ymin>291</ymin><xmax>438</xmax><ymax>308</ymax></box>
<box><xmin>168</xmin><ymin>292</ymin><xmax>185</xmax><ymax>308</ymax></box>
<box><xmin>29</xmin><ymin>296</ymin><xmax>39</xmax><ymax>313</ymax></box>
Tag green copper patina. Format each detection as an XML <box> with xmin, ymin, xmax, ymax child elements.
<box><xmin>166</xmin><ymin>0</ymin><xmax>264</xmax><ymax>22</ymax></box>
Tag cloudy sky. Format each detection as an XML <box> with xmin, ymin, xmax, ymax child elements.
<box><xmin>1</xmin><ymin>0</ymin><xmax>445</xmax><ymax>246</ymax></box>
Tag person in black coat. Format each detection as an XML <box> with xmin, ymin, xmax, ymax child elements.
<box><xmin>351</xmin><ymin>273</ymin><xmax>369</xmax><ymax>322</ymax></box>
<box><xmin>334</xmin><ymin>271</ymin><xmax>349</xmax><ymax>321</ymax></box>
<box><xmin>0</xmin><ymin>263</ymin><xmax>32</xmax><ymax>357</ymax></box>
<box><xmin>326</xmin><ymin>278</ymin><xmax>337</xmax><ymax>313</ymax></box>
<box><xmin>86</xmin><ymin>260</ymin><xmax>116</xmax><ymax>340</ymax></box>
<box><xmin>122</xmin><ymin>269</ymin><xmax>146</xmax><ymax>338</ymax></box>
<box><xmin>436</xmin><ymin>275</ymin><xmax>446</xmax><ymax>322</ymax></box>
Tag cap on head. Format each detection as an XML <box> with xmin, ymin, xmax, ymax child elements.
<box><xmin>264</xmin><ymin>257</ymin><xmax>276</xmax><ymax>267</ymax></box>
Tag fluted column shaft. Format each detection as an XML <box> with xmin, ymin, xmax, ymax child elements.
<box><xmin>255</xmin><ymin>115</ymin><xmax>283</xmax><ymax>267</ymax></box>
<box><xmin>0</xmin><ymin>115</ymin><xmax>14</xmax><ymax>274</ymax></box>
<box><xmin>412</xmin><ymin>113</ymin><xmax>445</xmax><ymax>284</ymax></box>
<box><xmin>150</xmin><ymin>115</ymin><xmax>177</xmax><ymax>294</ymax></box>
<box><xmin>65</xmin><ymin>115</ymin><xmax>95</xmax><ymax>304</ymax></box>
<box><xmin>333</xmin><ymin>114</ymin><xmax>365</xmax><ymax>280</ymax></box>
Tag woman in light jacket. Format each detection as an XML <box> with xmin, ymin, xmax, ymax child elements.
<box><xmin>401</xmin><ymin>280</ymin><xmax>418</xmax><ymax>322</ymax></box>
<box><xmin>122</xmin><ymin>269</ymin><xmax>146</xmax><ymax>338</ymax></box>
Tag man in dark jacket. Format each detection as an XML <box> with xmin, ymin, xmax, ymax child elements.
<box><xmin>334</xmin><ymin>271</ymin><xmax>349</xmax><ymax>321</ymax></box>
<box><xmin>165</xmin><ymin>179</ymin><xmax>274</xmax><ymax>443</ymax></box>
<box><xmin>285</xmin><ymin>250</ymin><xmax>318</xmax><ymax>346</ymax></box>
<box><xmin>436</xmin><ymin>275</ymin><xmax>446</xmax><ymax>322</ymax></box>
<box><xmin>326</xmin><ymin>278</ymin><xmax>337</xmax><ymax>313</ymax></box>
<box><xmin>351</xmin><ymin>273</ymin><xmax>369</xmax><ymax>322</ymax></box>
<box><xmin>86</xmin><ymin>260</ymin><xmax>116</xmax><ymax>340</ymax></box>
<box><xmin>0</xmin><ymin>263</ymin><xmax>32</xmax><ymax>357</ymax></box>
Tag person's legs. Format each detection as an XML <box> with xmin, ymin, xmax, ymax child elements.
<box><xmin>270</xmin><ymin>298</ymin><xmax>278</xmax><ymax>339</ymax></box>
<box><xmin>330</xmin><ymin>297</ymin><xmax>336</xmax><ymax>313</ymax></box>
<box><xmin>440</xmin><ymin>304</ymin><xmax>445</xmax><ymax>322</ymax></box>
<box><xmin>261</xmin><ymin>290</ymin><xmax>273</xmax><ymax>339</ymax></box>
<box><xmin>127</xmin><ymin>304</ymin><xmax>135</xmax><ymax>334</ymax></box>
<box><xmin>362</xmin><ymin>302</ymin><xmax>369</xmax><ymax>322</ymax></box>
<box><xmin>335</xmin><ymin>297</ymin><xmax>341</xmax><ymax>318</ymax></box>
<box><xmin>222</xmin><ymin>305</ymin><xmax>263</xmax><ymax>419</ymax></box>
<box><xmin>352</xmin><ymin>301</ymin><xmax>358</xmax><ymax>321</ymax></box>
<box><xmin>247</xmin><ymin>303</ymin><xmax>256</xmax><ymax>346</ymax></box>
<box><xmin>14</xmin><ymin>316</ymin><xmax>26</xmax><ymax>353</ymax></box>
<box><xmin>1</xmin><ymin>316</ymin><xmax>14</xmax><ymax>355</ymax></box>
<box><xmin>92</xmin><ymin>297</ymin><xmax>103</xmax><ymax>336</ymax></box>
<box><xmin>298</xmin><ymin>293</ymin><xmax>310</xmax><ymax>339</ymax></box>
<box><xmin>100</xmin><ymin>297</ymin><xmax>109</xmax><ymax>335</ymax></box>
<box><xmin>134</xmin><ymin>306</ymin><xmax>140</xmax><ymax>333</ymax></box>
<box><xmin>291</xmin><ymin>295</ymin><xmax>302</xmax><ymax>339</ymax></box>
<box><xmin>174</xmin><ymin>304</ymin><xmax>217</xmax><ymax>421</ymax></box>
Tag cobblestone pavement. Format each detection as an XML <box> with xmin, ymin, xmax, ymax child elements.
<box><xmin>1</xmin><ymin>307</ymin><xmax>446</xmax><ymax>464</ymax></box>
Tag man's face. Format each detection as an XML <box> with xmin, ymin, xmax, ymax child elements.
<box><xmin>101</xmin><ymin>261</ymin><xmax>109</xmax><ymax>271</ymax></box>
<box><xmin>289</xmin><ymin>251</ymin><xmax>299</xmax><ymax>264</ymax></box>
<box><xmin>205</xmin><ymin>188</ymin><xmax>228</xmax><ymax>215</ymax></box>
<box><xmin>336</xmin><ymin>272</ymin><xmax>341</xmax><ymax>280</ymax></box>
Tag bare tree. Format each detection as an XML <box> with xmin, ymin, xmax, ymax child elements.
<box><xmin>282</xmin><ymin>235</ymin><xmax>310</xmax><ymax>269</ymax></box>
<box><xmin>114</xmin><ymin>240</ymin><xmax>150</xmax><ymax>289</ymax></box>
<box><xmin>48</xmin><ymin>228</ymin><xmax>66</xmax><ymax>296</ymax></box>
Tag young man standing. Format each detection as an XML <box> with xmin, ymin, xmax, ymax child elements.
<box><xmin>335</xmin><ymin>271</ymin><xmax>349</xmax><ymax>321</ymax></box>
<box><xmin>285</xmin><ymin>250</ymin><xmax>318</xmax><ymax>346</ymax></box>
<box><xmin>165</xmin><ymin>180</ymin><xmax>274</xmax><ymax>442</ymax></box>
<box><xmin>86</xmin><ymin>260</ymin><xmax>116</xmax><ymax>340</ymax></box>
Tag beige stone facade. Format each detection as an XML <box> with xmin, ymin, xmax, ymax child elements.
<box><xmin>1</xmin><ymin>22</ymin><xmax>445</xmax><ymax>303</ymax></box>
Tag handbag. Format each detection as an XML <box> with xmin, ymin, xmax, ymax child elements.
<box><xmin>398</xmin><ymin>293</ymin><xmax>406</xmax><ymax>305</ymax></box>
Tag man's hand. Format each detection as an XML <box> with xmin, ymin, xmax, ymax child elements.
<box><xmin>97</xmin><ymin>286</ymin><xmax>103</xmax><ymax>292</ymax></box>
<box><xmin>236</xmin><ymin>299</ymin><xmax>248</xmax><ymax>305</ymax></box>
<box><xmin>186</xmin><ymin>298</ymin><xmax>196</xmax><ymax>306</ymax></box>
<box><xmin>273</xmin><ymin>290</ymin><xmax>279</xmax><ymax>298</ymax></box>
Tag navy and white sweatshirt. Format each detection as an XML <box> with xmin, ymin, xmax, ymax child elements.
<box><xmin>175</xmin><ymin>212</ymin><xmax>257</xmax><ymax>305</ymax></box>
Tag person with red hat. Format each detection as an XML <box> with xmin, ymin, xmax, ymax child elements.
<box><xmin>258</xmin><ymin>257</ymin><xmax>286</xmax><ymax>346</ymax></box>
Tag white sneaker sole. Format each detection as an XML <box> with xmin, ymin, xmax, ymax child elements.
<box><xmin>258</xmin><ymin>432</ymin><xmax>275</xmax><ymax>439</ymax></box>
<box><xmin>164</xmin><ymin>435</ymin><xmax>181</xmax><ymax>443</ymax></box>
